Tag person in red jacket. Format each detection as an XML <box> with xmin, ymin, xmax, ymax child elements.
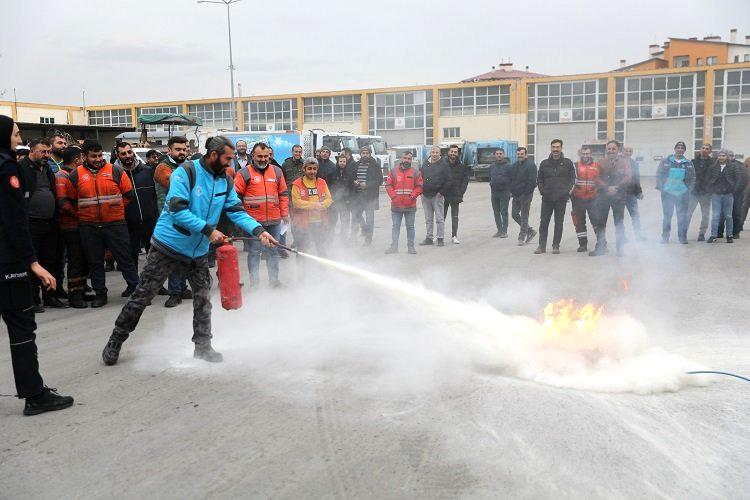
<box><xmin>570</xmin><ymin>146</ymin><xmax>601</xmax><ymax>253</ymax></box>
<box><xmin>234</xmin><ymin>142</ymin><xmax>289</xmax><ymax>287</ymax></box>
<box><xmin>385</xmin><ymin>150</ymin><xmax>423</xmax><ymax>254</ymax></box>
<box><xmin>68</xmin><ymin>141</ymin><xmax>139</xmax><ymax>306</ymax></box>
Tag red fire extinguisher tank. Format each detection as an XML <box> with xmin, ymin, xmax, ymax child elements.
<box><xmin>217</xmin><ymin>243</ymin><xmax>242</xmax><ymax>310</ymax></box>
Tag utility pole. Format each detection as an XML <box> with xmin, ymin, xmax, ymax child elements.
<box><xmin>198</xmin><ymin>0</ymin><xmax>242</xmax><ymax>131</ymax></box>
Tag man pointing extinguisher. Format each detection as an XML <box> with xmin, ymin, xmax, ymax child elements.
<box><xmin>102</xmin><ymin>136</ymin><xmax>278</xmax><ymax>365</ymax></box>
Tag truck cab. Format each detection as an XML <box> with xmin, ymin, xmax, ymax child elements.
<box><xmin>464</xmin><ymin>140</ymin><xmax>518</xmax><ymax>181</ymax></box>
<box><xmin>356</xmin><ymin>134</ymin><xmax>390</xmax><ymax>178</ymax></box>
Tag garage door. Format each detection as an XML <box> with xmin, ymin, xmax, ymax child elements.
<box><xmin>723</xmin><ymin>115</ymin><xmax>750</xmax><ymax>158</ymax></box>
<box><xmin>535</xmin><ymin>123</ymin><xmax>597</xmax><ymax>160</ymax></box>
<box><xmin>378</xmin><ymin>129</ymin><xmax>426</xmax><ymax>147</ymax></box>
<box><xmin>624</xmin><ymin>118</ymin><xmax>693</xmax><ymax>176</ymax></box>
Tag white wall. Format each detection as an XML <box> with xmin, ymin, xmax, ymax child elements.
<box><xmin>624</xmin><ymin>118</ymin><xmax>693</xmax><ymax>175</ymax></box>
<box><xmin>723</xmin><ymin>115</ymin><xmax>750</xmax><ymax>157</ymax></box>
<box><xmin>438</xmin><ymin>113</ymin><xmax>525</xmax><ymax>144</ymax></box>
<box><xmin>535</xmin><ymin>122</ymin><xmax>597</xmax><ymax>159</ymax></box>
<box><xmin>728</xmin><ymin>45</ymin><xmax>750</xmax><ymax>63</ymax></box>
<box><xmin>16</xmin><ymin>106</ymin><xmax>70</xmax><ymax>125</ymax></box>
<box><xmin>0</xmin><ymin>105</ymin><xmax>13</xmax><ymax>117</ymax></box>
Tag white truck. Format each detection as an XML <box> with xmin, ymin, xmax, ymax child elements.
<box><xmin>356</xmin><ymin>134</ymin><xmax>390</xmax><ymax>177</ymax></box>
<box><xmin>214</xmin><ymin>130</ymin><xmax>359</xmax><ymax>163</ymax></box>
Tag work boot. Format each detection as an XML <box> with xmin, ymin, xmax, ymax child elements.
<box><xmin>492</xmin><ymin>231</ymin><xmax>502</xmax><ymax>238</ymax></box>
<box><xmin>517</xmin><ymin>239</ymin><xmax>526</xmax><ymax>246</ymax></box>
<box><xmin>157</xmin><ymin>286</ymin><xmax>169</xmax><ymax>296</ymax></box>
<box><xmin>181</xmin><ymin>288</ymin><xmax>193</xmax><ymax>300</ymax></box>
<box><xmin>577</xmin><ymin>238</ymin><xmax>588</xmax><ymax>253</ymax></box>
<box><xmin>697</xmin><ymin>233</ymin><xmax>705</xmax><ymax>242</ymax></box>
<box><xmin>104</xmin><ymin>260</ymin><xmax>115</xmax><ymax>272</ymax></box>
<box><xmin>194</xmin><ymin>344</ymin><xmax>224</xmax><ymax>363</ymax></box>
<box><xmin>727</xmin><ymin>236</ymin><xmax>734</xmax><ymax>243</ymax></box>
<box><xmin>23</xmin><ymin>387</ymin><xmax>74</xmax><ymax>416</ymax></box>
<box><xmin>31</xmin><ymin>304</ymin><xmax>45</xmax><ymax>313</ymax></box>
<box><xmin>707</xmin><ymin>236</ymin><xmax>716</xmax><ymax>243</ymax></box>
<box><xmin>499</xmin><ymin>233</ymin><xmax>508</xmax><ymax>239</ymax></box>
<box><xmin>385</xmin><ymin>246</ymin><xmax>398</xmax><ymax>254</ymax></box>
<box><xmin>91</xmin><ymin>294</ymin><xmax>107</xmax><ymax>308</ymax></box>
<box><xmin>102</xmin><ymin>334</ymin><xmax>127</xmax><ymax>366</ymax></box>
<box><xmin>419</xmin><ymin>238</ymin><xmax>433</xmax><ymax>246</ymax></box>
<box><xmin>55</xmin><ymin>288</ymin><xmax>68</xmax><ymax>300</ymax></box>
<box><xmin>68</xmin><ymin>292</ymin><xmax>88</xmax><ymax>309</ymax></box>
<box><xmin>165</xmin><ymin>295</ymin><xmax>182</xmax><ymax>308</ymax></box>
<box><xmin>43</xmin><ymin>296</ymin><xmax>69</xmax><ymax>309</ymax></box>
<box><xmin>534</xmin><ymin>246</ymin><xmax>546</xmax><ymax>254</ymax></box>
<box><xmin>121</xmin><ymin>285</ymin><xmax>136</xmax><ymax>298</ymax></box>
<box><xmin>552</xmin><ymin>246</ymin><xmax>560</xmax><ymax>254</ymax></box>
<box><xmin>733</xmin><ymin>233</ymin><xmax>740</xmax><ymax>239</ymax></box>
<box><xmin>407</xmin><ymin>246</ymin><xmax>417</xmax><ymax>255</ymax></box>
<box><xmin>589</xmin><ymin>246</ymin><xmax>606</xmax><ymax>257</ymax></box>
<box><xmin>436</xmin><ymin>238</ymin><xmax>444</xmax><ymax>247</ymax></box>
<box><xmin>525</xmin><ymin>228</ymin><xmax>537</xmax><ymax>243</ymax></box>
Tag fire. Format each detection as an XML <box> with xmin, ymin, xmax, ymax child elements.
<box><xmin>620</xmin><ymin>279</ymin><xmax>629</xmax><ymax>293</ymax></box>
<box><xmin>543</xmin><ymin>299</ymin><xmax>605</xmax><ymax>337</ymax></box>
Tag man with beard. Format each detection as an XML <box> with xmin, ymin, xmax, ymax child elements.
<box><xmin>328</xmin><ymin>154</ymin><xmax>354</xmax><ymax>241</ymax></box>
<box><xmin>46</xmin><ymin>133</ymin><xmax>67</xmax><ymax>174</ymax></box>
<box><xmin>350</xmin><ymin>146</ymin><xmax>383</xmax><ymax>246</ymax></box>
<box><xmin>590</xmin><ymin>140</ymin><xmax>631</xmax><ymax>257</ymax></box>
<box><xmin>19</xmin><ymin>139</ymin><xmax>67</xmax><ymax>310</ymax></box>
<box><xmin>233</xmin><ymin>140</ymin><xmax>249</xmax><ymax>170</ymax></box>
<box><xmin>154</xmin><ymin>136</ymin><xmax>192</xmax><ymax>307</ymax></box>
<box><xmin>442</xmin><ymin>144</ymin><xmax>470</xmax><ymax>244</ymax></box>
<box><xmin>622</xmin><ymin>145</ymin><xmax>644</xmax><ymax>241</ymax></box>
<box><xmin>102</xmin><ymin>136</ymin><xmax>278</xmax><ymax>365</ymax></box>
<box><xmin>114</xmin><ymin>142</ymin><xmax>158</xmax><ymax>273</ymax></box>
<box><xmin>316</xmin><ymin>146</ymin><xmax>337</xmax><ymax>187</ymax></box>
<box><xmin>688</xmin><ymin>143</ymin><xmax>713</xmax><ymax>241</ymax></box>
<box><xmin>570</xmin><ymin>146</ymin><xmax>601</xmax><ymax>253</ymax></box>
<box><xmin>235</xmin><ymin>142</ymin><xmax>289</xmax><ymax>287</ymax></box>
<box><xmin>509</xmin><ymin>146</ymin><xmax>538</xmax><ymax>245</ymax></box>
<box><xmin>488</xmin><ymin>148</ymin><xmax>513</xmax><ymax>239</ymax></box>
<box><xmin>534</xmin><ymin>139</ymin><xmax>576</xmax><ymax>254</ymax></box>
<box><xmin>145</xmin><ymin>149</ymin><xmax>160</xmax><ymax>169</ymax></box>
<box><xmin>69</xmin><ymin>141</ymin><xmax>139</xmax><ymax>306</ymax></box>
<box><xmin>54</xmin><ymin>146</ymin><xmax>89</xmax><ymax>308</ymax></box>
<box><xmin>280</xmin><ymin>144</ymin><xmax>304</xmax><ymax>254</ymax></box>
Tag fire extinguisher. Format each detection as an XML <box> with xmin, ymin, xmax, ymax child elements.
<box><xmin>217</xmin><ymin>242</ymin><xmax>242</xmax><ymax>310</ymax></box>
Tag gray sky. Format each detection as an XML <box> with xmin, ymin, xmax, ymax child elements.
<box><xmin>2</xmin><ymin>0</ymin><xmax>749</xmax><ymax>106</ymax></box>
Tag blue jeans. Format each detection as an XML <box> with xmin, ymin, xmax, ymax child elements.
<box><xmin>390</xmin><ymin>210</ymin><xmax>416</xmax><ymax>249</ymax></box>
<box><xmin>247</xmin><ymin>223</ymin><xmax>281</xmax><ymax>284</ymax></box>
<box><xmin>661</xmin><ymin>191</ymin><xmax>689</xmax><ymax>241</ymax></box>
<box><xmin>711</xmin><ymin>193</ymin><xmax>734</xmax><ymax>238</ymax></box>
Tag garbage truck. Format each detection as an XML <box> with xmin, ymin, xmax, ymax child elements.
<box><xmin>464</xmin><ymin>140</ymin><xmax>519</xmax><ymax>181</ymax></box>
<box><xmin>205</xmin><ymin>130</ymin><xmax>360</xmax><ymax>163</ymax></box>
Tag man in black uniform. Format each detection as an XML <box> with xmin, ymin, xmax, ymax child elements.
<box><xmin>0</xmin><ymin>115</ymin><xmax>74</xmax><ymax>416</ymax></box>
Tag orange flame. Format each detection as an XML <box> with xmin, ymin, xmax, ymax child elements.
<box><xmin>620</xmin><ymin>279</ymin><xmax>629</xmax><ymax>293</ymax></box>
<box><xmin>543</xmin><ymin>299</ymin><xmax>605</xmax><ymax>337</ymax></box>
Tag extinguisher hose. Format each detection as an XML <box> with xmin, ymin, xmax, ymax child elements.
<box><xmin>229</xmin><ymin>236</ymin><xmax>298</xmax><ymax>254</ymax></box>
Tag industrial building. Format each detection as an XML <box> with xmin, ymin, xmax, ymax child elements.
<box><xmin>2</xmin><ymin>30</ymin><xmax>749</xmax><ymax>174</ymax></box>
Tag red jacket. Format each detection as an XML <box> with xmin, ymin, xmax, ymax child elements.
<box><xmin>572</xmin><ymin>161</ymin><xmax>601</xmax><ymax>200</ymax></box>
<box><xmin>291</xmin><ymin>177</ymin><xmax>331</xmax><ymax>229</ymax></box>
<box><xmin>234</xmin><ymin>164</ymin><xmax>289</xmax><ymax>225</ymax></box>
<box><xmin>55</xmin><ymin>168</ymin><xmax>79</xmax><ymax>231</ymax></box>
<box><xmin>386</xmin><ymin>163</ymin><xmax>423</xmax><ymax>212</ymax></box>
<box><xmin>69</xmin><ymin>163</ymin><xmax>133</xmax><ymax>224</ymax></box>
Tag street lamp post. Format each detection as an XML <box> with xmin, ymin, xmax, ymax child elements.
<box><xmin>198</xmin><ymin>0</ymin><xmax>241</xmax><ymax>131</ymax></box>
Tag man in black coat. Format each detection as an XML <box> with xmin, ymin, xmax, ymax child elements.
<box><xmin>706</xmin><ymin>149</ymin><xmax>740</xmax><ymax>243</ymax></box>
<box><xmin>0</xmin><ymin>115</ymin><xmax>74</xmax><ymax>416</ymax></box>
<box><xmin>350</xmin><ymin>146</ymin><xmax>383</xmax><ymax>246</ymax></box>
<box><xmin>488</xmin><ymin>148</ymin><xmax>513</xmax><ymax>238</ymax></box>
<box><xmin>534</xmin><ymin>139</ymin><xmax>576</xmax><ymax>254</ymax></box>
<box><xmin>419</xmin><ymin>146</ymin><xmax>452</xmax><ymax>247</ymax></box>
<box><xmin>509</xmin><ymin>146</ymin><xmax>538</xmax><ymax>245</ymax></box>
<box><xmin>442</xmin><ymin>144</ymin><xmax>470</xmax><ymax>244</ymax></box>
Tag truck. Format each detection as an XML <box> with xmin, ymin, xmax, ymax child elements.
<box><xmin>356</xmin><ymin>134</ymin><xmax>390</xmax><ymax>178</ymax></box>
<box><xmin>463</xmin><ymin>140</ymin><xmax>519</xmax><ymax>181</ymax></box>
<box><xmin>213</xmin><ymin>130</ymin><xmax>360</xmax><ymax>163</ymax></box>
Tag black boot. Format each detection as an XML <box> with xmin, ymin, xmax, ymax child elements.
<box><xmin>194</xmin><ymin>343</ymin><xmax>224</xmax><ymax>363</ymax></box>
<box><xmin>91</xmin><ymin>294</ymin><xmax>107</xmax><ymax>308</ymax></box>
<box><xmin>23</xmin><ymin>387</ymin><xmax>74</xmax><ymax>416</ymax></box>
<box><xmin>68</xmin><ymin>292</ymin><xmax>88</xmax><ymax>309</ymax></box>
<box><xmin>577</xmin><ymin>238</ymin><xmax>588</xmax><ymax>253</ymax></box>
<box><xmin>102</xmin><ymin>333</ymin><xmax>128</xmax><ymax>366</ymax></box>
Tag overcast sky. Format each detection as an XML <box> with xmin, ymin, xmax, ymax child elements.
<box><xmin>2</xmin><ymin>0</ymin><xmax>749</xmax><ymax>106</ymax></box>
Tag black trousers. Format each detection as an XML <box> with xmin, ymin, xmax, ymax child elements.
<box><xmin>538</xmin><ymin>197</ymin><xmax>567</xmax><ymax>248</ymax></box>
<box><xmin>570</xmin><ymin>197</ymin><xmax>598</xmax><ymax>243</ymax></box>
<box><xmin>443</xmin><ymin>198</ymin><xmax>461</xmax><ymax>237</ymax></box>
<box><xmin>511</xmin><ymin>193</ymin><xmax>534</xmax><ymax>240</ymax></box>
<box><xmin>61</xmin><ymin>230</ymin><xmax>88</xmax><ymax>296</ymax></box>
<box><xmin>28</xmin><ymin>218</ymin><xmax>58</xmax><ymax>302</ymax></box>
<box><xmin>595</xmin><ymin>195</ymin><xmax>626</xmax><ymax>250</ymax></box>
<box><xmin>127</xmin><ymin>218</ymin><xmax>156</xmax><ymax>272</ymax></box>
<box><xmin>1</xmin><ymin>279</ymin><xmax>44</xmax><ymax>398</ymax></box>
<box><xmin>491</xmin><ymin>191</ymin><xmax>511</xmax><ymax>234</ymax></box>
<box><xmin>79</xmin><ymin>224</ymin><xmax>139</xmax><ymax>295</ymax></box>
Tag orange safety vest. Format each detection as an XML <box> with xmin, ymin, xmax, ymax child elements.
<box><xmin>234</xmin><ymin>164</ymin><xmax>289</xmax><ymax>225</ymax></box>
<box><xmin>291</xmin><ymin>177</ymin><xmax>329</xmax><ymax>229</ymax></box>
<box><xmin>69</xmin><ymin>163</ymin><xmax>132</xmax><ymax>224</ymax></box>
<box><xmin>573</xmin><ymin>161</ymin><xmax>601</xmax><ymax>200</ymax></box>
<box><xmin>54</xmin><ymin>168</ymin><xmax>79</xmax><ymax>231</ymax></box>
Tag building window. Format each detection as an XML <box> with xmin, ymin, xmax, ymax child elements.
<box><xmin>243</xmin><ymin>99</ymin><xmax>298</xmax><ymax>132</ymax></box>
<box><xmin>673</xmin><ymin>56</ymin><xmax>690</xmax><ymax>68</ymax></box>
<box><xmin>745</xmin><ymin>54</ymin><xmax>750</xmax><ymax>62</ymax></box>
<box><xmin>368</xmin><ymin>90</ymin><xmax>433</xmax><ymax>145</ymax></box>
<box><xmin>706</xmin><ymin>56</ymin><xmax>718</xmax><ymax>66</ymax></box>
<box><xmin>137</xmin><ymin>106</ymin><xmax>180</xmax><ymax>131</ymax></box>
<box><xmin>303</xmin><ymin>95</ymin><xmax>362</xmax><ymax>122</ymax></box>
<box><xmin>714</xmin><ymin>69</ymin><xmax>750</xmax><ymax>115</ymax></box>
<box><xmin>618</xmin><ymin>74</ymin><xmax>696</xmax><ymax>119</ymax></box>
<box><xmin>88</xmin><ymin>108</ymin><xmax>133</xmax><ymax>127</ymax></box>
<box><xmin>39</xmin><ymin>117</ymin><xmax>55</xmax><ymax>124</ymax></box>
<box><xmin>532</xmin><ymin>79</ymin><xmax>604</xmax><ymax>124</ymax></box>
<box><xmin>443</xmin><ymin>127</ymin><xmax>460</xmax><ymax>138</ymax></box>
<box><xmin>696</xmin><ymin>58</ymin><xmax>703</xmax><ymax>66</ymax></box>
<box><xmin>439</xmin><ymin>85</ymin><xmax>510</xmax><ymax>116</ymax></box>
<box><xmin>188</xmin><ymin>102</ymin><xmax>234</xmax><ymax>129</ymax></box>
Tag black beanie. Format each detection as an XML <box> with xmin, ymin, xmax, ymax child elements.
<box><xmin>0</xmin><ymin>115</ymin><xmax>14</xmax><ymax>149</ymax></box>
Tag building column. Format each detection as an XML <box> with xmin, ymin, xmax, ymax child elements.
<box><xmin>432</xmin><ymin>86</ymin><xmax>439</xmax><ymax>145</ymax></box>
<box><xmin>514</xmin><ymin>80</ymin><xmax>528</xmax><ymax>146</ymax></box>
<box><xmin>296</xmin><ymin>97</ymin><xmax>303</xmax><ymax>130</ymax></box>
<box><xmin>361</xmin><ymin>93</ymin><xmax>368</xmax><ymax>134</ymax></box>
<box><xmin>606</xmin><ymin>76</ymin><xmax>616</xmax><ymax>140</ymax></box>
<box><xmin>703</xmin><ymin>68</ymin><xmax>715</xmax><ymax>145</ymax></box>
<box><xmin>237</xmin><ymin>100</ymin><xmax>245</xmax><ymax>131</ymax></box>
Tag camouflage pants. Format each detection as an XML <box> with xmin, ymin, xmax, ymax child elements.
<box><xmin>112</xmin><ymin>246</ymin><xmax>213</xmax><ymax>345</ymax></box>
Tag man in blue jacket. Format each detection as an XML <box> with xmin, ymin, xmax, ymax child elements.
<box><xmin>102</xmin><ymin>136</ymin><xmax>278</xmax><ymax>365</ymax></box>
